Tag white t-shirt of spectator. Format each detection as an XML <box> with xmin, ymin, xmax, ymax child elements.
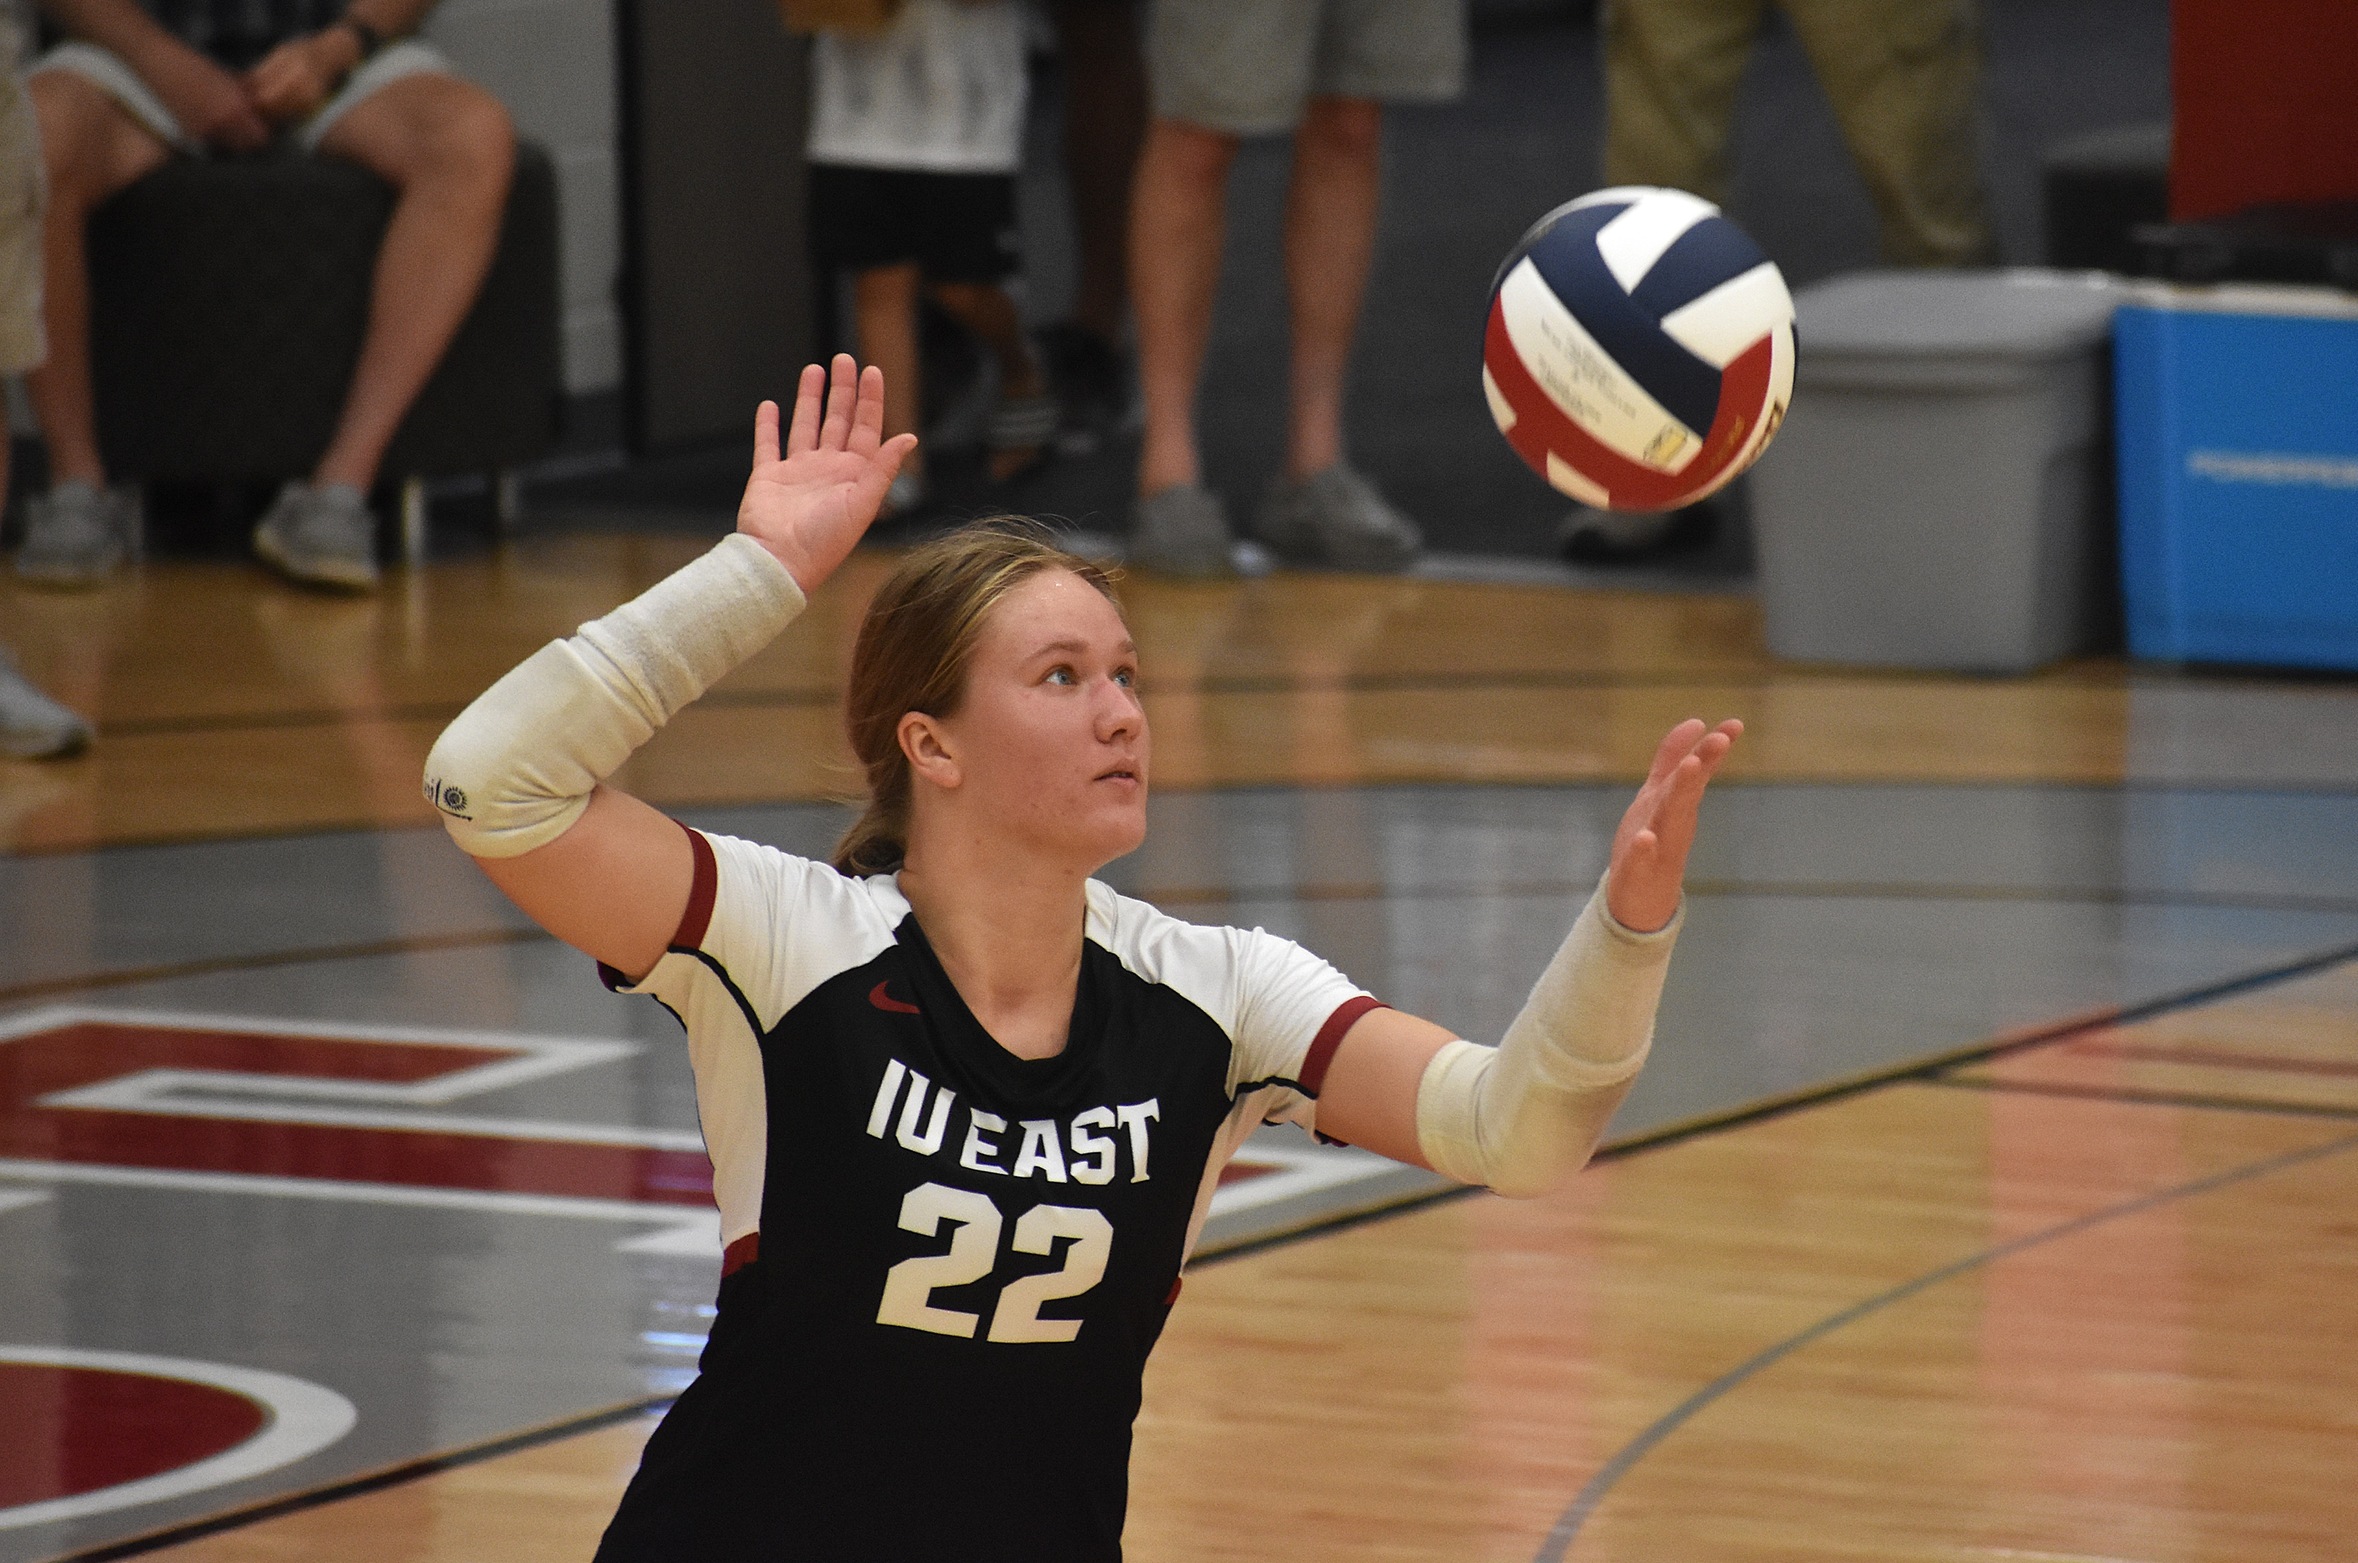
<box><xmin>807</xmin><ymin>0</ymin><xmax>1029</xmax><ymax>176</ymax></box>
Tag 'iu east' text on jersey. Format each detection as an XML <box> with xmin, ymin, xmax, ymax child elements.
<box><xmin>592</xmin><ymin>826</ymin><xmax>1383</xmax><ymax>1563</ymax></box>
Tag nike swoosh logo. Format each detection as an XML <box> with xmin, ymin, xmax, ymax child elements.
<box><xmin>869</xmin><ymin>981</ymin><xmax>920</xmax><ymax>1015</ymax></box>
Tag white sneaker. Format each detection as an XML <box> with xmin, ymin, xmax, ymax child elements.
<box><xmin>16</xmin><ymin>481</ymin><xmax>139</xmax><ymax>588</ymax></box>
<box><xmin>0</xmin><ymin>648</ymin><xmax>91</xmax><ymax>760</ymax></box>
<box><xmin>253</xmin><ymin>482</ymin><xmax>380</xmax><ymax>592</ymax></box>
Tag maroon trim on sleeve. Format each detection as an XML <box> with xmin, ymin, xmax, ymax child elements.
<box><xmin>722</xmin><ymin>1231</ymin><xmax>760</xmax><ymax>1277</ymax></box>
<box><xmin>1299</xmin><ymin>994</ymin><xmax>1388</xmax><ymax>1097</ymax></box>
<box><xmin>673</xmin><ymin>823</ymin><xmax>718</xmax><ymax>950</ymax></box>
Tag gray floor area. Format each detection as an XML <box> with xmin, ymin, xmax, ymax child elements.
<box><xmin>7</xmin><ymin>776</ymin><xmax>2358</xmax><ymax>1559</ymax></box>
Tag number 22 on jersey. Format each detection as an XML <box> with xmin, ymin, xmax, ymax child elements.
<box><xmin>877</xmin><ymin>1182</ymin><xmax>1115</xmax><ymax>1343</ymax></box>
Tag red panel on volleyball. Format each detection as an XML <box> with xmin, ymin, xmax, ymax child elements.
<box><xmin>1484</xmin><ymin>304</ymin><xmax>1773</xmax><ymax>513</ymax></box>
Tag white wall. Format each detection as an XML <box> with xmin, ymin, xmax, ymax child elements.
<box><xmin>425</xmin><ymin>0</ymin><xmax>622</xmax><ymax>395</ymax></box>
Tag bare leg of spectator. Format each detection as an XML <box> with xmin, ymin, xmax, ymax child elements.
<box><xmin>1130</xmin><ymin>118</ymin><xmax>1237</xmax><ymax>498</ymax></box>
<box><xmin>1048</xmin><ymin>0</ymin><xmax>1145</xmax><ymax>342</ymax></box>
<box><xmin>1280</xmin><ymin>95</ymin><xmax>1381</xmax><ymax>483</ymax></box>
<box><xmin>246</xmin><ymin>75</ymin><xmax>510</xmax><ymax>590</ymax></box>
<box><xmin>13</xmin><ymin>71</ymin><xmax>167</xmax><ymax>588</ymax></box>
<box><xmin>1253</xmin><ymin>95</ymin><xmax>1419</xmax><ymax>573</ymax></box>
<box><xmin>850</xmin><ymin>263</ymin><xmax>925</xmax><ymax>498</ymax></box>
<box><xmin>932</xmin><ymin>281</ymin><xmax>1051</xmax><ymax>482</ymax></box>
<box><xmin>309</xmin><ymin>76</ymin><xmax>514</xmax><ymax>493</ymax></box>
<box><xmin>23</xmin><ymin>72</ymin><xmax>168</xmax><ymax>490</ymax></box>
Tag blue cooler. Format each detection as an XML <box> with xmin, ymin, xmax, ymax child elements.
<box><xmin>2115</xmin><ymin>285</ymin><xmax>2358</xmax><ymax>669</ymax></box>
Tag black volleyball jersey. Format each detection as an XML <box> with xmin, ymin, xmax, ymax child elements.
<box><xmin>595</xmin><ymin>826</ymin><xmax>1382</xmax><ymax>1563</ymax></box>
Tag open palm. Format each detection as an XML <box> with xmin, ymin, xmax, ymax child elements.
<box><xmin>738</xmin><ymin>355</ymin><xmax>919</xmax><ymax>595</ymax></box>
<box><xmin>1606</xmin><ymin>717</ymin><xmax>1742</xmax><ymax>934</ymax></box>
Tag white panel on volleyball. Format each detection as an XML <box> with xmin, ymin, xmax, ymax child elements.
<box><xmin>1592</xmin><ymin>190</ymin><xmax>1723</xmax><ymax>296</ymax></box>
<box><xmin>1658</xmin><ymin>263</ymin><xmax>1797</xmax><ymax>370</ymax></box>
<box><xmin>1544</xmin><ymin>452</ymin><xmax>1612</xmax><ymax>508</ymax></box>
<box><xmin>1496</xmin><ymin>258</ymin><xmax>1701</xmax><ymax>474</ymax></box>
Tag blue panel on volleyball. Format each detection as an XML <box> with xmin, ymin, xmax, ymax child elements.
<box><xmin>1515</xmin><ymin>205</ymin><xmax>1727</xmax><ymax>437</ymax></box>
<box><xmin>2116</xmin><ymin>291</ymin><xmax>2358</xmax><ymax>670</ymax></box>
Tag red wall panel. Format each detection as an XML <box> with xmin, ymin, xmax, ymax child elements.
<box><xmin>2173</xmin><ymin>0</ymin><xmax>2358</xmax><ymax>220</ymax></box>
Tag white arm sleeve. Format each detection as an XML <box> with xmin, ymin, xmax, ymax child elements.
<box><xmin>1414</xmin><ymin>880</ymin><xmax>1679</xmax><ymax>1198</ymax></box>
<box><xmin>423</xmin><ymin>533</ymin><xmax>806</xmax><ymax>857</ymax></box>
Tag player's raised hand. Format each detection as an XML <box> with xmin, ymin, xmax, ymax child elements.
<box><xmin>737</xmin><ymin>356</ymin><xmax>919</xmax><ymax>593</ymax></box>
<box><xmin>1606</xmin><ymin>717</ymin><xmax>1742</xmax><ymax>934</ymax></box>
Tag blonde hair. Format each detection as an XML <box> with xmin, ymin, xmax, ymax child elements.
<box><xmin>832</xmin><ymin>518</ymin><xmax>1123</xmax><ymax>877</ymax></box>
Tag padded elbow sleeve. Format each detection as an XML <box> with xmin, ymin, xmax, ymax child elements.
<box><xmin>424</xmin><ymin>534</ymin><xmax>804</xmax><ymax>858</ymax></box>
<box><xmin>1414</xmin><ymin>882</ymin><xmax>1680</xmax><ymax>1197</ymax></box>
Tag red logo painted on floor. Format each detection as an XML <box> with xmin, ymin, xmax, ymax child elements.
<box><xmin>0</xmin><ymin>1362</ymin><xmax>261</xmax><ymax>1508</ymax></box>
<box><xmin>0</xmin><ymin>1012</ymin><xmax>713</xmax><ymax>1206</ymax></box>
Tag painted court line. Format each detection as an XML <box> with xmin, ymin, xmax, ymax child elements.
<box><xmin>0</xmin><ymin>1349</ymin><xmax>357</xmax><ymax>1533</ymax></box>
<box><xmin>0</xmin><ymin>1158</ymin><xmax>726</xmax><ymax>1257</ymax></box>
<box><xmin>1924</xmin><ymin>1073</ymin><xmax>2358</xmax><ymax>1122</ymax></box>
<box><xmin>1531</xmin><ymin>1121</ymin><xmax>2358</xmax><ymax>1561</ymax></box>
<box><xmin>2062</xmin><ymin>1036</ymin><xmax>2358</xmax><ymax>1080</ymax></box>
<box><xmin>48</xmin><ymin>1397</ymin><xmax>670</xmax><ymax>1563</ymax></box>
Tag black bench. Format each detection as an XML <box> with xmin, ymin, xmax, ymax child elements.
<box><xmin>86</xmin><ymin>139</ymin><xmax>561</xmax><ymax>561</ymax></box>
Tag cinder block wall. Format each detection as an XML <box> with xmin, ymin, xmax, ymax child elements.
<box><xmin>425</xmin><ymin>0</ymin><xmax>621</xmax><ymax>396</ymax></box>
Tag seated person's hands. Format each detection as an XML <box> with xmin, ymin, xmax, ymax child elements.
<box><xmin>245</xmin><ymin>28</ymin><xmax>363</xmax><ymax>126</ymax></box>
<box><xmin>143</xmin><ymin>42</ymin><xmax>271</xmax><ymax>151</ymax></box>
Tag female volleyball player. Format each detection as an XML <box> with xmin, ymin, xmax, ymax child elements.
<box><xmin>425</xmin><ymin>356</ymin><xmax>1737</xmax><ymax>1561</ymax></box>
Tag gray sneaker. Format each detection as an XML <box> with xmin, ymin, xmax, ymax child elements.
<box><xmin>1256</xmin><ymin>463</ymin><xmax>1422</xmax><ymax>572</ymax></box>
<box><xmin>1130</xmin><ymin>483</ymin><xmax>1234</xmax><ymax>578</ymax></box>
<box><xmin>0</xmin><ymin>648</ymin><xmax>91</xmax><ymax>760</ymax></box>
<box><xmin>253</xmin><ymin>482</ymin><xmax>379</xmax><ymax>591</ymax></box>
<box><xmin>15</xmin><ymin>480</ymin><xmax>137</xmax><ymax>588</ymax></box>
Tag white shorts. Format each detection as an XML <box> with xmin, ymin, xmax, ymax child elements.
<box><xmin>27</xmin><ymin>38</ymin><xmax>452</xmax><ymax>155</ymax></box>
<box><xmin>1148</xmin><ymin>0</ymin><xmax>1466</xmax><ymax>136</ymax></box>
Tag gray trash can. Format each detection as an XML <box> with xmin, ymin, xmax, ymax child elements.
<box><xmin>1752</xmin><ymin>270</ymin><xmax>2122</xmax><ymax>673</ymax></box>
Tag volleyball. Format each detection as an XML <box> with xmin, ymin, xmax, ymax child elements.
<box><xmin>1483</xmin><ymin>187</ymin><xmax>1795</xmax><ymax>513</ymax></box>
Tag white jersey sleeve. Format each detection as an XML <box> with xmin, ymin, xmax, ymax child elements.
<box><xmin>1084</xmin><ymin>883</ymin><xmax>1381</xmax><ymax>1137</ymax></box>
<box><xmin>608</xmin><ymin>826</ymin><xmax>900</xmax><ymax>1246</ymax></box>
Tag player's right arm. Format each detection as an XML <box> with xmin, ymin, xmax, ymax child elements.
<box><xmin>424</xmin><ymin>357</ymin><xmax>916</xmax><ymax>981</ymax></box>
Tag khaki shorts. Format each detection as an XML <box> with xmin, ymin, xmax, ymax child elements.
<box><xmin>27</xmin><ymin>38</ymin><xmax>452</xmax><ymax>156</ymax></box>
<box><xmin>1148</xmin><ymin>0</ymin><xmax>1466</xmax><ymax>135</ymax></box>
<box><xmin>0</xmin><ymin>72</ymin><xmax>44</xmax><ymax>376</ymax></box>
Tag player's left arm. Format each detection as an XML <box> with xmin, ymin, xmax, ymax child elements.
<box><xmin>1316</xmin><ymin>719</ymin><xmax>1741</xmax><ymax>1188</ymax></box>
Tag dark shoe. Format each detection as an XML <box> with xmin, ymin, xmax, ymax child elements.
<box><xmin>15</xmin><ymin>481</ymin><xmax>137</xmax><ymax>588</ymax></box>
<box><xmin>0</xmin><ymin>648</ymin><xmax>91</xmax><ymax>759</ymax></box>
<box><xmin>1130</xmin><ymin>483</ymin><xmax>1234</xmax><ymax>577</ymax></box>
<box><xmin>253</xmin><ymin>482</ymin><xmax>380</xmax><ymax>592</ymax></box>
<box><xmin>1556</xmin><ymin>496</ymin><xmax>1720</xmax><ymax>564</ymax></box>
<box><xmin>1256</xmin><ymin>464</ymin><xmax>1422</xmax><ymax>572</ymax></box>
<box><xmin>1037</xmin><ymin>322</ymin><xmax>1133</xmax><ymax>456</ymax></box>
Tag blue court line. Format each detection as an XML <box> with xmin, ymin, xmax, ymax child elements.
<box><xmin>1532</xmin><ymin>1120</ymin><xmax>2358</xmax><ymax>1561</ymax></box>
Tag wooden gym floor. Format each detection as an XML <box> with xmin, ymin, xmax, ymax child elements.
<box><xmin>5</xmin><ymin>538</ymin><xmax>2357</xmax><ymax>1561</ymax></box>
